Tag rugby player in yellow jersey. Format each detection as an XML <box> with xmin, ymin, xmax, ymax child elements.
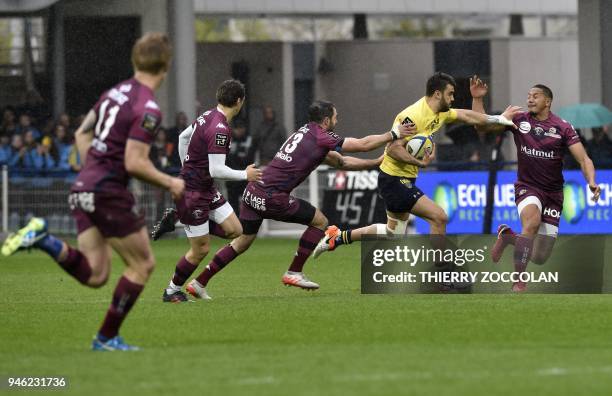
<box><xmin>313</xmin><ymin>72</ymin><xmax>522</xmax><ymax>257</ymax></box>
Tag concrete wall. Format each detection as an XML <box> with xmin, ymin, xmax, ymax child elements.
<box><xmin>316</xmin><ymin>40</ymin><xmax>434</xmax><ymax>143</ymax></box>
<box><xmin>579</xmin><ymin>0</ymin><xmax>612</xmax><ymax>109</ymax></box>
<box><xmin>504</xmin><ymin>38</ymin><xmax>579</xmax><ymax>110</ymax></box>
<box><xmin>63</xmin><ymin>0</ymin><xmax>171</xmax><ymax>118</ymax></box>
<box><xmin>196</xmin><ymin>42</ymin><xmax>287</xmax><ymax>131</ymax></box>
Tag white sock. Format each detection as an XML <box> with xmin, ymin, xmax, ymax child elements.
<box><xmin>166</xmin><ymin>280</ymin><xmax>181</xmax><ymax>294</ymax></box>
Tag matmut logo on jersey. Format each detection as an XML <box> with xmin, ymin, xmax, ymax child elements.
<box><xmin>327</xmin><ymin>171</ymin><xmax>378</xmax><ymax>190</ymax></box>
<box><xmin>520</xmin><ymin>145</ymin><xmax>554</xmax><ymax>159</ymax></box>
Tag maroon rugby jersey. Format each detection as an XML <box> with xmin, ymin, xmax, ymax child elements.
<box><xmin>73</xmin><ymin>78</ymin><xmax>162</xmax><ymax>192</ymax></box>
<box><xmin>511</xmin><ymin>111</ymin><xmax>580</xmax><ymax>191</ymax></box>
<box><xmin>180</xmin><ymin>108</ymin><xmax>232</xmax><ymax>192</ymax></box>
<box><xmin>261</xmin><ymin>122</ymin><xmax>344</xmax><ymax>193</ymax></box>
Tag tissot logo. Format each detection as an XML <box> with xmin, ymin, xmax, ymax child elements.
<box><xmin>520</xmin><ymin>145</ymin><xmax>554</xmax><ymax>159</ymax></box>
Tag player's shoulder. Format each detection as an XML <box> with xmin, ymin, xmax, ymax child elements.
<box><xmin>550</xmin><ymin>112</ymin><xmax>574</xmax><ymax>130</ymax></box>
<box><xmin>512</xmin><ymin>111</ymin><xmax>530</xmax><ymax>123</ymax></box>
<box><xmin>395</xmin><ymin>97</ymin><xmax>425</xmax><ymax>123</ymax></box>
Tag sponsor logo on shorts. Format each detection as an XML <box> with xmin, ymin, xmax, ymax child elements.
<box><xmin>519</xmin><ymin>121</ymin><xmax>531</xmax><ymax>134</ymax></box>
<box><xmin>68</xmin><ymin>192</ymin><xmax>95</xmax><ymax>213</ymax></box>
<box><xmin>244</xmin><ymin>190</ymin><xmax>266</xmax><ymax>211</ymax></box>
<box><xmin>543</xmin><ymin>207</ymin><xmax>561</xmax><ymax>219</ymax></box>
<box><xmin>400</xmin><ymin>178</ymin><xmax>413</xmax><ymax>188</ymax></box>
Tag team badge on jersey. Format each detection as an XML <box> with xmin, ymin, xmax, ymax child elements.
<box><xmin>534</xmin><ymin>126</ymin><xmax>544</xmax><ymax>136</ymax></box>
<box><xmin>215</xmin><ymin>133</ymin><xmax>228</xmax><ymax>147</ymax></box>
<box><xmin>141</xmin><ymin>112</ymin><xmax>160</xmax><ymax>134</ymax></box>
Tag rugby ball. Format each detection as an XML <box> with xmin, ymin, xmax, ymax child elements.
<box><xmin>406</xmin><ymin>135</ymin><xmax>433</xmax><ymax>160</ymax></box>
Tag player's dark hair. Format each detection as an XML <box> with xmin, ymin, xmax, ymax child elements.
<box><xmin>532</xmin><ymin>84</ymin><xmax>553</xmax><ymax>100</ymax></box>
<box><xmin>308</xmin><ymin>100</ymin><xmax>335</xmax><ymax>123</ymax></box>
<box><xmin>131</xmin><ymin>32</ymin><xmax>172</xmax><ymax>74</ymax></box>
<box><xmin>426</xmin><ymin>72</ymin><xmax>456</xmax><ymax>96</ymax></box>
<box><xmin>216</xmin><ymin>79</ymin><xmax>246</xmax><ymax>107</ymax></box>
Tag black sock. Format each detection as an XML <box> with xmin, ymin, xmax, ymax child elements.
<box><xmin>334</xmin><ymin>230</ymin><xmax>353</xmax><ymax>246</ymax></box>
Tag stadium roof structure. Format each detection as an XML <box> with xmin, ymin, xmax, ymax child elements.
<box><xmin>0</xmin><ymin>0</ymin><xmax>58</xmax><ymax>12</ymax></box>
<box><xmin>194</xmin><ymin>0</ymin><xmax>577</xmax><ymax>16</ymax></box>
<box><xmin>0</xmin><ymin>0</ymin><xmax>578</xmax><ymax>15</ymax></box>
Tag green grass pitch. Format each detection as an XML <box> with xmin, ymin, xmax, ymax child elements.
<box><xmin>2</xmin><ymin>238</ymin><xmax>612</xmax><ymax>395</ymax></box>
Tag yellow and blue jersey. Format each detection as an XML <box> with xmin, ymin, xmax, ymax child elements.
<box><xmin>380</xmin><ymin>96</ymin><xmax>457</xmax><ymax>178</ymax></box>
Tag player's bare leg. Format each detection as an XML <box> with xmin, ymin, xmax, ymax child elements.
<box><xmin>2</xmin><ymin>218</ymin><xmax>112</xmax><ymax>288</ymax></box>
<box><xmin>185</xmin><ymin>212</ymin><xmax>243</xmax><ymax>300</ymax></box>
<box><xmin>512</xmin><ymin>204</ymin><xmax>540</xmax><ymax>292</ymax></box>
<box><xmin>90</xmin><ymin>227</ymin><xmax>155</xmax><ymax>351</ymax></box>
<box><xmin>409</xmin><ymin>195</ymin><xmax>448</xmax><ymax>235</ymax></box>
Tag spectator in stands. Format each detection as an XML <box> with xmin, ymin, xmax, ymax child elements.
<box><xmin>0</xmin><ymin>133</ymin><xmax>10</xmax><ymax>164</ymax></box>
<box><xmin>40</xmin><ymin>117</ymin><xmax>56</xmax><ymax>138</ymax></box>
<box><xmin>165</xmin><ymin>111</ymin><xmax>188</xmax><ymax>168</ymax></box>
<box><xmin>17</xmin><ymin>89</ymin><xmax>49</xmax><ymax>127</ymax></box>
<box><xmin>226</xmin><ymin>119</ymin><xmax>254</xmax><ymax>212</ymax></box>
<box><xmin>57</xmin><ymin>112</ymin><xmax>72</xmax><ymax>132</ymax></box>
<box><xmin>8</xmin><ymin>133</ymin><xmax>27</xmax><ymax>168</ymax></box>
<box><xmin>587</xmin><ymin>126</ymin><xmax>612</xmax><ymax>169</ymax></box>
<box><xmin>52</xmin><ymin>124</ymin><xmax>72</xmax><ymax>171</ymax></box>
<box><xmin>253</xmin><ymin>105</ymin><xmax>286</xmax><ymax>165</ymax></box>
<box><xmin>23</xmin><ymin>130</ymin><xmax>55</xmax><ymax>171</ymax></box>
<box><xmin>15</xmin><ymin>113</ymin><xmax>41</xmax><ymax>140</ymax></box>
<box><xmin>1</xmin><ymin>106</ymin><xmax>18</xmax><ymax>139</ymax></box>
<box><xmin>149</xmin><ymin>128</ymin><xmax>171</xmax><ymax>170</ymax></box>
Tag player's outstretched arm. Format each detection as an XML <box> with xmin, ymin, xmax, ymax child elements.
<box><xmin>208</xmin><ymin>154</ymin><xmax>262</xmax><ymax>182</ymax></box>
<box><xmin>455</xmin><ymin>106</ymin><xmax>521</xmax><ymax>130</ymax></box>
<box><xmin>341</xmin><ymin>123</ymin><xmax>417</xmax><ymax>153</ymax></box>
<box><xmin>569</xmin><ymin>142</ymin><xmax>601</xmax><ymax>202</ymax></box>
<box><xmin>74</xmin><ymin>110</ymin><xmax>97</xmax><ymax>166</ymax></box>
<box><xmin>125</xmin><ymin>139</ymin><xmax>185</xmax><ymax>199</ymax></box>
<box><xmin>324</xmin><ymin>151</ymin><xmax>382</xmax><ymax>171</ymax></box>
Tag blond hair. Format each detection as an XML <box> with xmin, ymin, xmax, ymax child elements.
<box><xmin>131</xmin><ymin>32</ymin><xmax>172</xmax><ymax>75</ymax></box>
